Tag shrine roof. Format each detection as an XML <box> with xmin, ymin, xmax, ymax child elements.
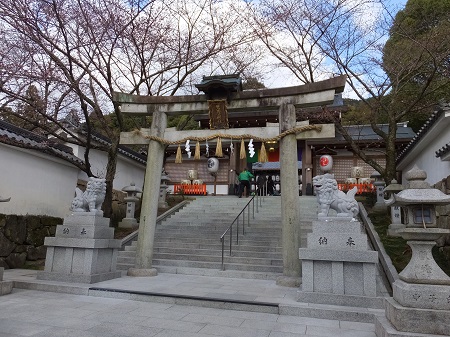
<box><xmin>338</xmin><ymin>124</ymin><xmax>415</xmax><ymax>141</ymax></box>
<box><xmin>195</xmin><ymin>74</ymin><xmax>242</xmax><ymax>93</ymax></box>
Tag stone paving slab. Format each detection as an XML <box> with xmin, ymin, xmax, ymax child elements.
<box><xmin>0</xmin><ymin>196</ymin><xmax>386</xmax><ymax>336</ymax></box>
<box><xmin>0</xmin><ymin>286</ymin><xmax>379</xmax><ymax>337</ymax></box>
<box><xmin>2</xmin><ymin>269</ymin><xmax>379</xmax><ymax>336</ymax></box>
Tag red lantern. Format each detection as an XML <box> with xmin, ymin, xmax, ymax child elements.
<box><xmin>320</xmin><ymin>155</ymin><xmax>333</xmax><ymax>172</ymax></box>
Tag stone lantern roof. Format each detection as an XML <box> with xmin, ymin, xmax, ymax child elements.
<box><xmin>387</xmin><ymin>165</ymin><xmax>450</xmax><ymax>206</ymax></box>
<box><xmin>383</xmin><ymin>179</ymin><xmax>403</xmax><ymax>194</ymax></box>
<box><xmin>122</xmin><ymin>182</ymin><xmax>142</xmax><ymax>194</ymax></box>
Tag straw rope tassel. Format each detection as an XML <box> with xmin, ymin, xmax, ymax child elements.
<box><xmin>194</xmin><ymin>141</ymin><xmax>200</xmax><ymax>160</ymax></box>
<box><xmin>240</xmin><ymin>139</ymin><xmax>246</xmax><ymax>159</ymax></box>
<box><xmin>259</xmin><ymin>142</ymin><xmax>268</xmax><ymax>163</ymax></box>
<box><xmin>216</xmin><ymin>137</ymin><xmax>223</xmax><ymax>157</ymax></box>
<box><xmin>175</xmin><ymin>145</ymin><xmax>182</xmax><ymax>163</ymax></box>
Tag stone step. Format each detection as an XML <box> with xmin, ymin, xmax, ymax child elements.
<box><xmin>151</xmin><ymin>259</ymin><xmax>284</xmax><ymax>273</ymax></box>
<box><xmin>126</xmin><ymin>237</ymin><xmax>283</xmax><ymax>246</ymax></box>
<box><xmin>279</xmin><ymin>302</ymin><xmax>385</xmax><ymax>324</ymax></box>
<box><xmin>152</xmin><ymin>266</ymin><xmax>282</xmax><ymax>280</ymax></box>
<box><xmin>156</xmin><ymin>224</ymin><xmax>282</xmax><ymax>231</ymax></box>
<box><xmin>124</xmin><ymin>242</ymin><xmax>282</xmax><ymax>253</ymax></box>
<box><xmin>118</xmin><ymin>253</ymin><xmax>282</xmax><ymax>266</ymax></box>
<box><xmin>117</xmin><ymin>195</ymin><xmax>287</xmax><ymax>278</ymax></box>
<box><xmin>120</xmin><ymin>247</ymin><xmax>282</xmax><ymax>258</ymax></box>
<box><xmin>154</xmin><ymin>230</ymin><xmax>283</xmax><ymax>238</ymax></box>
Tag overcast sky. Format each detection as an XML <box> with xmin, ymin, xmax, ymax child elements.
<box><xmin>264</xmin><ymin>0</ymin><xmax>409</xmax><ymax>90</ymax></box>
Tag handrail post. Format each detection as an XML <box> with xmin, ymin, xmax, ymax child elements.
<box><xmin>253</xmin><ymin>197</ymin><xmax>255</xmax><ymax>219</ymax></box>
<box><xmin>236</xmin><ymin>216</ymin><xmax>239</xmax><ymax>244</ymax></box>
<box><xmin>247</xmin><ymin>204</ymin><xmax>250</xmax><ymax>225</ymax></box>
<box><xmin>229</xmin><ymin>226</ymin><xmax>232</xmax><ymax>255</ymax></box>
<box><xmin>221</xmin><ymin>237</ymin><xmax>225</xmax><ymax>270</ymax></box>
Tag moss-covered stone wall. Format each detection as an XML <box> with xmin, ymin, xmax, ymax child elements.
<box><xmin>0</xmin><ymin>214</ymin><xmax>61</xmax><ymax>269</ymax></box>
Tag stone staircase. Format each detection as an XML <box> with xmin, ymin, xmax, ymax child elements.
<box><xmin>117</xmin><ymin>196</ymin><xmax>293</xmax><ymax>280</ymax></box>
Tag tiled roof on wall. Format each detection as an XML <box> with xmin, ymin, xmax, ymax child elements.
<box><xmin>396</xmin><ymin>104</ymin><xmax>448</xmax><ymax>163</ymax></box>
<box><xmin>80</xmin><ymin>128</ymin><xmax>147</xmax><ymax>165</ymax></box>
<box><xmin>436</xmin><ymin>143</ymin><xmax>450</xmax><ymax>158</ymax></box>
<box><xmin>0</xmin><ymin>120</ymin><xmax>84</xmax><ymax>166</ymax></box>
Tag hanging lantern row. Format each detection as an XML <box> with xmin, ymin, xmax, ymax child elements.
<box><xmin>175</xmin><ymin>137</ymin><xmax>269</xmax><ymax>164</ymax></box>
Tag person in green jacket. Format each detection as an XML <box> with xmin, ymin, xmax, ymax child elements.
<box><xmin>238</xmin><ymin>168</ymin><xmax>254</xmax><ymax>198</ymax></box>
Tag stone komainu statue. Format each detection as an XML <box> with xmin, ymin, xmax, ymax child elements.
<box><xmin>313</xmin><ymin>173</ymin><xmax>359</xmax><ymax>218</ymax></box>
<box><xmin>71</xmin><ymin>177</ymin><xmax>106</xmax><ymax>213</ymax></box>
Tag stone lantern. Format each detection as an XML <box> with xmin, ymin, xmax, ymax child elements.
<box><xmin>158</xmin><ymin>169</ymin><xmax>170</xmax><ymax>209</ymax></box>
<box><xmin>377</xmin><ymin>165</ymin><xmax>450</xmax><ymax>336</ymax></box>
<box><xmin>118</xmin><ymin>182</ymin><xmax>142</xmax><ymax>228</ymax></box>
<box><xmin>370</xmin><ymin>170</ymin><xmax>386</xmax><ymax>210</ymax></box>
<box><xmin>384</xmin><ymin>179</ymin><xmax>404</xmax><ymax>237</ymax></box>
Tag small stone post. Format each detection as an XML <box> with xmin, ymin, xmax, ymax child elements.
<box><xmin>0</xmin><ymin>195</ymin><xmax>13</xmax><ymax>295</ymax></box>
<box><xmin>371</xmin><ymin>171</ymin><xmax>386</xmax><ymax>210</ymax></box>
<box><xmin>384</xmin><ymin>179</ymin><xmax>404</xmax><ymax>236</ymax></box>
<box><xmin>0</xmin><ymin>267</ymin><xmax>13</xmax><ymax>296</ymax></box>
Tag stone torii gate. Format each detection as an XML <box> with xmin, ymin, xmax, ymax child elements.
<box><xmin>114</xmin><ymin>75</ymin><xmax>346</xmax><ymax>283</ymax></box>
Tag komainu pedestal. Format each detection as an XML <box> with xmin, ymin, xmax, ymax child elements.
<box><xmin>37</xmin><ymin>213</ymin><xmax>122</xmax><ymax>284</ymax></box>
<box><xmin>298</xmin><ymin>173</ymin><xmax>381</xmax><ymax>310</ymax></box>
<box><xmin>298</xmin><ymin>217</ymin><xmax>381</xmax><ymax>308</ymax></box>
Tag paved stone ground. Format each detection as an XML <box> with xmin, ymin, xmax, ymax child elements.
<box><xmin>0</xmin><ymin>196</ymin><xmax>383</xmax><ymax>336</ymax></box>
<box><xmin>0</xmin><ymin>287</ymin><xmax>376</xmax><ymax>337</ymax></box>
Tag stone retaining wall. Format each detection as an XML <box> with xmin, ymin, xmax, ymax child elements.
<box><xmin>0</xmin><ymin>214</ymin><xmax>61</xmax><ymax>269</ymax></box>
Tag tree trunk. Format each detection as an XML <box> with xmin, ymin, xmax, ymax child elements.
<box><xmin>384</xmin><ymin>118</ymin><xmax>398</xmax><ymax>185</ymax></box>
<box><xmin>102</xmin><ymin>134</ymin><xmax>120</xmax><ymax>219</ymax></box>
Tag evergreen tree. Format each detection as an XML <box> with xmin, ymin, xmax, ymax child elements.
<box><xmin>2</xmin><ymin>85</ymin><xmax>50</xmax><ymax>134</ymax></box>
<box><xmin>383</xmin><ymin>0</ymin><xmax>450</xmax><ymax>131</ymax></box>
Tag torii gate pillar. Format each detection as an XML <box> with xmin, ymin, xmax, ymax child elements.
<box><xmin>277</xmin><ymin>103</ymin><xmax>301</xmax><ymax>286</ymax></box>
<box><xmin>128</xmin><ymin>111</ymin><xmax>167</xmax><ymax>276</ymax></box>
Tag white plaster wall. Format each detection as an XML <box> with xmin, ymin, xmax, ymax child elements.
<box><xmin>398</xmin><ymin>114</ymin><xmax>450</xmax><ymax>186</ymax></box>
<box><xmin>0</xmin><ymin>144</ymin><xmax>79</xmax><ymax>218</ymax></box>
<box><xmin>74</xmin><ymin>147</ymin><xmax>146</xmax><ymax>192</ymax></box>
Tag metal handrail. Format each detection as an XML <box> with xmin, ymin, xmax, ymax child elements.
<box><xmin>220</xmin><ymin>188</ymin><xmax>264</xmax><ymax>270</ymax></box>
